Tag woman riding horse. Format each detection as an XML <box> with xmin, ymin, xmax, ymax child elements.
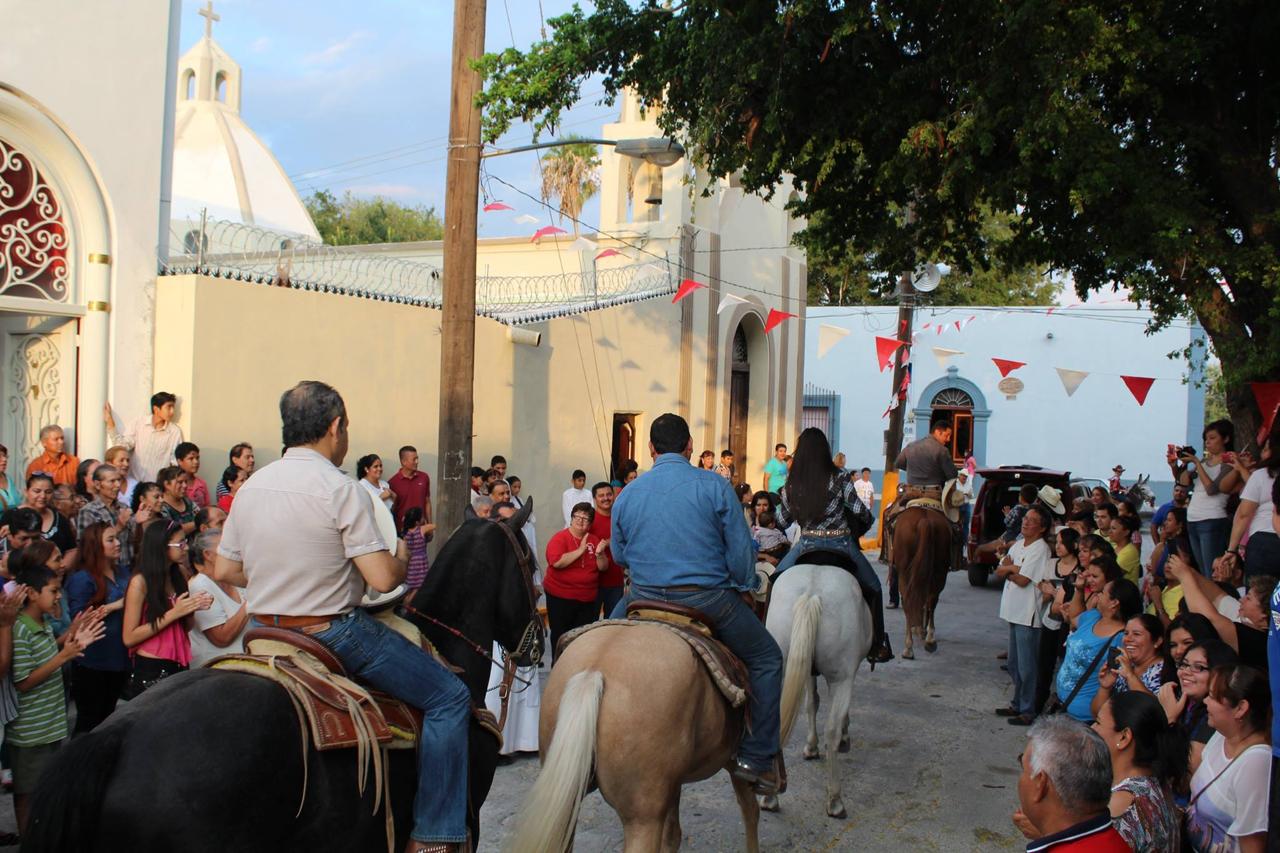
<box><xmin>772</xmin><ymin>428</ymin><xmax>893</xmax><ymax>664</ymax></box>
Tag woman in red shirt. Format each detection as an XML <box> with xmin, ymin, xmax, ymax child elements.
<box><xmin>544</xmin><ymin>502</ymin><xmax>608</xmax><ymax>660</ymax></box>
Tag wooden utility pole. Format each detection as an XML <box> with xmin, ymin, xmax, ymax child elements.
<box><xmin>867</xmin><ymin>273</ymin><xmax>915</xmax><ymax>549</ymax></box>
<box><xmin>435</xmin><ymin>0</ymin><xmax>486</xmax><ymax>541</ymax></box>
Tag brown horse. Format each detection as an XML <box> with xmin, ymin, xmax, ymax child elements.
<box><xmin>507</xmin><ymin>624</ymin><xmax>759</xmax><ymax>852</ymax></box>
<box><xmin>891</xmin><ymin>506</ymin><xmax>954</xmax><ymax>659</ymax></box>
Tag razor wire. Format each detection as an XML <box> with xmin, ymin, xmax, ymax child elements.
<box><xmin>160</xmin><ymin>216</ymin><xmax>676</xmax><ymax>321</ymax></box>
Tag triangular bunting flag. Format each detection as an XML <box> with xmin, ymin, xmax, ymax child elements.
<box><xmin>764</xmin><ymin>309</ymin><xmax>797</xmax><ymax>334</ymax></box>
<box><xmin>922</xmin><ymin>322</ymin><xmax>932</xmax><ymax>331</ymax></box>
<box><xmin>875</xmin><ymin>336</ymin><xmax>904</xmax><ymax>372</ymax></box>
<box><xmin>936</xmin><ymin>325</ymin><xmax>945</xmax><ymax>335</ymax></box>
<box><xmin>482</xmin><ymin>201</ymin><xmax>513</xmax><ymax>212</ymax></box>
<box><xmin>717</xmin><ymin>293</ymin><xmax>749</xmax><ymax>315</ymax></box>
<box><xmin>569</xmin><ymin>236</ymin><xmax>595</xmax><ymax>251</ymax></box>
<box><xmin>1055</xmin><ymin>368</ymin><xmax>1089</xmax><ymax>397</ymax></box>
<box><xmin>817</xmin><ymin>324</ymin><xmax>850</xmax><ymax>358</ymax></box>
<box><xmin>1252</xmin><ymin>382</ymin><xmax>1280</xmax><ymax>439</ymax></box>
<box><xmin>530</xmin><ymin>225</ymin><xmax>566</xmax><ymax>242</ymax></box>
<box><xmin>954</xmin><ymin>320</ymin><xmax>962</xmax><ymax>332</ymax></box>
<box><xmin>992</xmin><ymin>358</ymin><xmax>1026</xmax><ymax>378</ymax></box>
<box><xmin>932</xmin><ymin>346</ymin><xmax>963</xmax><ymax>370</ymax></box>
<box><xmin>594</xmin><ymin>248</ymin><xmax>623</xmax><ymax>261</ymax></box>
<box><xmin>513</xmin><ymin>213</ymin><xmax>538</xmax><ymax>225</ymax></box>
<box><xmin>672</xmin><ymin>278</ymin><xmax>706</xmax><ymax>303</ymax></box>
<box><xmin>1121</xmin><ymin>375</ymin><xmax>1155</xmax><ymax>406</ymax></box>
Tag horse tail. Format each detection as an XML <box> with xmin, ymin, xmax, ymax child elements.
<box><xmin>22</xmin><ymin>714</ymin><xmax>134</xmax><ymax>851</ymax></box>
<box><xmin>507</xmin><ymin>670</ymin><xmax>604</xmax><ymax>853</ymax></box>
<box><xmin>779</xmin><ymin>594</ymin><xmax>823</xmax><ymax>744</ymax></box>
<box><xmin>900</xmin><ymin>509</ymin><xmax>935</xmax><ymax>632</ymax></box>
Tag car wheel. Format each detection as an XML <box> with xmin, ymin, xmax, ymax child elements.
<box><xmin>967</xmin><ymin>563</ymin><xmax>989</xmax><ymax>588</ymax></box>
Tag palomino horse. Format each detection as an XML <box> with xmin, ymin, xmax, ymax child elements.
<box><xmin>759</xmin><ymin>557</ymin><xmax>872</xmax><ymax>820</ymax></box>
<box><xmin>891</xmin><ymin>506</ymin><xmax>954</xmax><ymax>659</ymax></box>
<box><xmin>22</xmin><ymin>506</ymin><xmax>539</xmax><ymax>852</ymax></box>
<box><xmin>508</xmin><ymin>623</ymin><xmax>760</xmax><ymax>853</ymax></box>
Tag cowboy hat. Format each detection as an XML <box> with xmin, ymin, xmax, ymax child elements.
<box><xmin>1112</xmin><ymin>464</ymin><xmax>1125</xmax><ymax>473</ymax></box>
<box><xmin>1037</xmin><ymin>485</ymin><xmax>1066</xmax><ymax>516</ymax></box>
<box><xmin>940</xmin><ymin>479</ymin><xmax>964</xmax><ymax>523</ymax></box>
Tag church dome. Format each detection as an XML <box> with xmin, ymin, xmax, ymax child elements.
<box><xmin>170</xmin><ymin>4</ymin><xmax>320</xmax><ymax>242</ymax></box>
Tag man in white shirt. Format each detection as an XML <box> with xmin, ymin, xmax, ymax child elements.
<box><xmin>854</xmin><ymin>467</ymin><xmax>876</xmax><ymax>514</ymax></box>
<box><xmin>561</xmin><ymin>469</ymin><xmax>592</xmax><ymax>527</ymax></box>
<box><xmin>994</xmin><ymin>505</ymin><xmax>1054</xmax><ymax>726</ymax></box>
<box><xmin>104</xmin><ymin>392</ymin><xmax>184</xmax><ymax>482</ymax></box>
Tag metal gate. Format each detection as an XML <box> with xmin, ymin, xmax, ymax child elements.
<box><xmin>801</xmin><ymin>383</ymin><xmax>841</xmax><ymax>449</ymax></box>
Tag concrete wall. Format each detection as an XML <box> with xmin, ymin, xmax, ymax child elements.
<box><xmin>804</xmin><ymin>305</ymin><xmax>1206</xmax><ymax>506</ymax></box>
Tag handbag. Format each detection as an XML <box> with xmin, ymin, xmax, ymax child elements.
<box><xmin>1043</xmin><ymin>629</ymin><xmax>1122</xmax><ymax>716</ymax></box>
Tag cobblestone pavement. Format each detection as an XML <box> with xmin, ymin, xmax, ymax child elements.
<box><xmin>479</xmin><ymin>559</ymin><xmax>1036</xmax><ymax>852</ymax></box>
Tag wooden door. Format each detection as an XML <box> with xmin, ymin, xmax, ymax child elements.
<box><xmin>729</xmin><ymin>369</ymin><xmax>749</xmax><ymax>484</ymax></box>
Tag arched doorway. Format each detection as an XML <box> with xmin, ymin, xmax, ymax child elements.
<box><xmin>931</xmin><ymin>386</ymin><xmax>975</xmax><ymax>464</ymax></box>
<box><xmin>911</xmin><ymin>366</ymin><xmax>991</xmax><ymax>467</ymax></box>
<box><xmin>728</xmin><ymin>325</ymin><xmax>750</xmax><ymax>483</ymax></box>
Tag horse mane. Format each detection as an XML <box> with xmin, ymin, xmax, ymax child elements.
<box><xmin>410</xmin><ymin>519</ymin><xmax>506</xmax><ymax>618</ymax></box>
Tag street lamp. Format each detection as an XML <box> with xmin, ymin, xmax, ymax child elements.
<box><xmin>480</xmin><ymin>136</ymin><xmax>686</xmax><ymax>168</ymax></box>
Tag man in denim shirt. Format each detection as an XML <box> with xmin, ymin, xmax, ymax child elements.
<box><xmin>610</xmin><ymin>413</ymin><xmax>783</xmax><ymax>793</ymax></box>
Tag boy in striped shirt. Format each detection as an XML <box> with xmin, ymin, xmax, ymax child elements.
<box><xmin>8</xmin><ymin>564</ymin><xmax>103</xmax><ymax>832</ymax></box>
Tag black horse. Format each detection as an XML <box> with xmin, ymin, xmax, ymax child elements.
<box><xmin>22</xmin><ymin>502</ymin><xmax>540</xmax><ymax>852</ymax></box>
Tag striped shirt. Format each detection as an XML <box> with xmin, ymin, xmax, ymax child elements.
<box><xmin>110</xmin><ymin>416</ymin><xmax>184</xmax><ymax>482</ymax></box>
<box><xmin>7</xmin><ymin>614</ymin><xmax>67</xmax><ymax>747</ymax></box>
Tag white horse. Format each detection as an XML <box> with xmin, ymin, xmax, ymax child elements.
<box><xmin>760</xmin><ymin>560</ymin><xmax>873</xmax><ymax>819</ymax></box>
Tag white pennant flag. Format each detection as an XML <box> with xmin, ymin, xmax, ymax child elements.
<box><xmin>569</xmin><ymin>236</ymin><xmax>596</xmax><ymax>252</ymax></box>
<box><xmin>1056</xmin><ymin>367</ymin><xmax>1089</xmax><ymax>397</ymax></box>
<box><xmin>817</xmin><ymin>324</ymin><xmax>851</xmax><ymax>358</ymax></box>
<box><xmin>931</xmin><ymin>346</ymin><xmax>964</xmax><ymax>369</ymax></box>
<box><xmin>512</xmin><ymin>213</ymin><xmax>538</xmax><ymax>225</ymax></box>
<box><xmin>717</xmin><ymin>293</ymin><xmax>749</xmax><ymax>315</ymax></box>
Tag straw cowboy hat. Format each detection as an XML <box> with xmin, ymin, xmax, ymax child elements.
<box><xmin>1037</xmin><ymin>485</ymin><xmax>1066</xmax><ymax>516</ymax></box>
<box><xmin>940</xmin><ymin>478</ymin><xmax>964</xmax><ymax>523</ymax></box>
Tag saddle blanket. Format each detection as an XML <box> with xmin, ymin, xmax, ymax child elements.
<box><xmin>558</xmin><ymin>617</ymin><xmax>750</xmax><ymax>708</ymax></box>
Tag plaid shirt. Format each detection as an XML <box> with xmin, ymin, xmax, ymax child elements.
<box><xmin>776</xmin><ymin>470</ymin><xmax>868</xmax><ymax>532</ymax></box>
<box><xmin>77</xmin><ymin>499</ymin><xmax>134</xmax><ymax>569</ymax></box>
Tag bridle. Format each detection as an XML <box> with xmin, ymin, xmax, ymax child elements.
<box><xmin>400</xmin><ymin>518</ymin><xmax>544</xmax><ymax>730</ymax></box>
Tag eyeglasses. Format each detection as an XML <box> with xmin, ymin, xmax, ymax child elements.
<box><xmin>1177</xmin><ymin>661</ymin><xmax>1210</xmax><ymax>674</ymax></box>
<box><xmin>168</xmin><ymin>541</ymin><xmax>189</xmax><ymax>550</ymax></box>
<box><xmin>571</xmin><ymin>515</ymin><xmax>591</xmax><ymax>523</ymax></box>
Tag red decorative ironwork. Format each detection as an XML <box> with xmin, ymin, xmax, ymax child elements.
<box><xmin>0</xmin><ymin>139</ymin><xmax>69</xmax><ymax>301</ymax></box>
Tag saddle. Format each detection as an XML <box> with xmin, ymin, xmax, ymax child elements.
<box><xmin>557</xmin><ymin>601</ymin><xmax>750</xmax><ymax>708</ymax></box>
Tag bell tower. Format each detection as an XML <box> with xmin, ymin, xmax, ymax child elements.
<box><xmin>176</xmin><ymin>1</ymin><xmax>242</xmax><ymax>111</ymax></box>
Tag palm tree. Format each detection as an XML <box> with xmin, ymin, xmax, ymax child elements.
<box><xmin>539</xmin><ymin>138</ymin><xmax>601</xmax><ymax>235</ymax></box>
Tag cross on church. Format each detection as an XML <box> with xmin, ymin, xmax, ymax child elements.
<box><xmin>198</xmin><ymin>1</ymin><xmax>220</xmax><ymax>39</ymax></box>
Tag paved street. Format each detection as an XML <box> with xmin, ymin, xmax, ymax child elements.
<box><xmin>480</xmin><ymin>559</ymin><xmax>1036</xmax><ymax>852</ymax></box>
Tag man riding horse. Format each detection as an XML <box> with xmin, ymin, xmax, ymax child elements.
<box><xmin>214</xmin><ymin>381</ymin><xmax>471</xmax><ymax>853</ymax></box>
<box><xmin>883</xmin><ymin>412</ymin><xmax>964</xmax><ymax>569</ymax></box>
<box><xmin>609</xmin><ymin>413</ymin><xmax>784</xmax><ymax>795</ymax></box>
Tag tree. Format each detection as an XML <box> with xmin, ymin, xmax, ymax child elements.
<box><xmin>476</xmin><ymin>1</ymin><xmax>1280</xmax><ymax>444</ymax></box>
<box><xmin>538</xmin><ymin>137</ymin><xmax>601</xmax><ymax>235</ymax></box>
<box><xmin>303</xmin><ymin>190</ymin><xmax>443</xmax><ymax>245</ymax></box>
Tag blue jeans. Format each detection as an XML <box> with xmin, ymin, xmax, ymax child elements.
<box><xmin>773</xmin><ymin>534</ymin><xmax>883</xmax><ymax>600</ymax></box>
<box><xmin>1007</xmin><ymin>623</ymin><xmax>1040</xmax><ymax>717</ymax></box>
<box><xmin>611</xmin><ymin>585</ymin><xmax>782</xmax><ymax>770</ymax></box>
<box><xmin>309</xmin><ymin>610</ymin><xmax>471</xmax><ymax>844</ymax></box>
<box><xmin>1188</xmin><ymin>517</ymin><xmax>1232</xmax><ymax>577</ymax></box>
<box><xmin>598</xmin><ymin>585</ymin><xmax>624</xmax><ymax>620</ymax></box>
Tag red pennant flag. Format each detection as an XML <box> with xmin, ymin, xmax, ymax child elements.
<box><xmin>530</xmin><ymin>225</ymin><xmax>567</xmax><ymax>242</ymax></box>
<box><xmin>594</xmin><ymin>248</ymin><xmax>622</xmax><ymax>261</ymax></box>
<box><xmin>875</xmin><ymin>336</ymin><xmax>904</xmax><ymax>372</ymax></box>
<box><xmin>764</xmin><ymin>309</ymin><xmax>797</xmax><ymax>333</ymax></box>
<box><xmin>1252</xmin><ymin>382</ymin><xmax>1280</xmax><ymax>440</ymax></box>
<box><xmin>954</xmin><ymin>320</ymin><xmax>962</xmax><ymax>332</ymax></box>
<box><xmin>672</xmin><ymin>278</ymin><xmax>706</xmax><ymax>303</ymax></box>
<box><xmin>1121</xmin><ymin>375</ymin><xmax>1155</xmax><ymax>406</ymax></box>
<box><xmin>899</xmin><ymin>318</ymin><xmax>908</xmax><ymax>334</ymax></box>
<box><xmin>992</xmin><ymin>358</ymin><xmax>1026</xmax><ymax>378</ymax></box>
<box><xmin>482</xmin><ymin>201</ymin><xmax>514</xmax><ymax>212</ymax></box>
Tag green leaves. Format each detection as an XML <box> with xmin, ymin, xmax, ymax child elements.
<box><xmin>304</xmin><ymin>190</ymin><xmax>443</xmax><ymax>245</ymax></box>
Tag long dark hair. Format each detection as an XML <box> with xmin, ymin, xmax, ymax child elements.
<box><xmin>130</xmin><ymin>482</ymin><xmax>159</xmax><ymax>514</ymax></box>
<box><xmin>1108</xmin><ymin>691</ymin><xmax>1189</xmax><ymax>789</ymax></box>
<box><xmin>78</xmin><ymin>522</ymin><xmax>115</xmax><ymax>606</ymax></box>
<box><xmin>136</xmin><ymin>521</ymin><xmax>189</xmax><ymax>631</ymax></box>
<box><xmin>75</xmin><ymin>459</ymin><xmax>99</xmax><ymax>500</ymax></box>
<box><xmin>782</xmin><ymin>428</ymin><xmax>839</xmax><ymax>526</ymax></box>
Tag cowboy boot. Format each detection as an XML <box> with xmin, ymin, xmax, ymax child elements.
<box><xmin>865</xmin><ymin>587</ymin><xmax>893</xmax><ymax>665</ymax></box>
<box><xmin>405</xmin><ymin>835</ymin><xmax>470</xmax><ymax>853</ymax></box>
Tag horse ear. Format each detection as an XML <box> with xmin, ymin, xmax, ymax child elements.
<box><xmin>507</xmin><ymin>497</ymin><xmax>532</xmax><ymax>530</ymax></box>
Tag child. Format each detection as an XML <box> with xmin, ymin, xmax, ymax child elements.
<box><xmin>8</xmin><ymin>562</ymin><xmax>103</xmax><ymax>832</ymax></box>
<box><xmin>753</xmin><ymin>511</ymin><xmax>791</xmax><ymax>566</ymax></box>
<box><xmin>401</xmin><ymin>507</ymin><xmax>435</xmax><ymax>592</ymax></box>
<box><xmin>176</xmin><ymin>442</ymin><xmax>209</xmax><ymax>509</ymax></box>
<box><xmin>217</xmin><ymin>466</ymin><xmax>247</xmax><ymax>513</ymax></box>
<box><xmin>714</xmin><ymin>449</ymin><xmax>735</xmax><ymax>481</ymax></box>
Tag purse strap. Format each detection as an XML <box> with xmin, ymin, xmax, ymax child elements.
<box><xmin>1059</xmin><ymin>629</ymin><xmax>1123</xmax><ymax>711</ymax></box>
<box><xmin>1188</xmin><ymin>743</ymin><xmax>1264</xmax><ymax>808</ymax></box>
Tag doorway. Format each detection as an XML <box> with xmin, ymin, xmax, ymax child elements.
<box><xmin>930</xmin><ymin>387</ymin><xmax>975</xmax><ymax>464</ymax></box>
<box><xmin>728</xmin><ymin>326</ymin><xmax>750</xmax><ymax>484</ymax></box>
<box><xmin>0</xmin><ymin>314</ymin><xmax>79</xmax><ymax>471</ymax></box>
<box><xmin>610</xmin><ymin>413</ymin><xmax>637</xmax><ymax>482</ymax></box>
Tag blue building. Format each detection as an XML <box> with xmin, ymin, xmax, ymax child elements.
<box><xmin>802</xmin><ymin>304</ymin><xmax>1207</xmax><ymax>507</ymax></box>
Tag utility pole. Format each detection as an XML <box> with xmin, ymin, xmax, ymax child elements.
<box><xmin>435</xmin><ymin>0</ymin><xmax>486</xmax><ymax>541</ymax></box>
<box><xmin>869</xmin><ymin>273</ymin><xmax>915</xmax><ymax>550</ymax></box>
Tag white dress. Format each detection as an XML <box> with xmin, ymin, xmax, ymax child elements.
<box><xmin>484</xmin><ymin>629</ymin><xmax>548</xmax><ymax>755</ymax></box>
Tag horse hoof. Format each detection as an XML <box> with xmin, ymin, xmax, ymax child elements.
<box><xmin>827</xmin><ymin>801</ymin><xmax>847</xmax><ymax>820</ymax></box>
<box><xmin>837</xmin><ymin>738</ymin><xmax>851</xmax><ymax>754</ymax></box>
<box><xmin>901</xmin><ymin>650</ymin><xmax>914</xmax><ymax>660</ymax></box>
<box><xmin>760</xmin><ymin>795</ymin><xmax>780</xmax><ymax>812</ymax></box>
<box><xmin>924</xmin><ymin>641</ymin><xmax>938</xmax><ymax>653</ymax></box>
<box><xmin>803</xmin><ymin>746</ymin><xmax>821</xmax><ymax>761</ymax></box>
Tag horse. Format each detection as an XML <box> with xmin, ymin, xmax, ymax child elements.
<box><xmin>21</xmin><ymin>503</ymin><xmax>540</xmax><ymax>852</ymax></box>
<box><xmin>507</xmin><ymin>616</ymin><xmax>761</xmax><ymax>853</ymax></box>
<box><xmin>891</xmin><ymin>506</ymin><xmax>954</xmax><ymax>660</ymax></box>
<box><xmin>759</xmin><ymin>556</ymin><xmax>872</xmax><ymax>820</ymax></box>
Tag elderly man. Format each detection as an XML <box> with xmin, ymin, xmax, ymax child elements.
<box><xmin>215</xmin><ymin>381</ymin><xmax>471</xmax><ymax>853</ymax></box>
<box><xmin>610</xmin><ymin>413</ymin><xmax>781</xmax><ymax>794</ymax></box>
<box><xmin>77</xmin><ymin>464</ymin><xmax>134</xmax><ymax>568</ymax></box>
<box><xmin>104</xmin><ymin>392</ymin><xmax>184</xmax><ymax>482</ymax></box>
<box><xmin>1013</xmin><ymin>717</ymin><xmax>1128</xmax><ymax>851</ymax></box>
<box><xmin>995</xmin><ymin>506</ymin><xmax>1054</xmax><ymax>726</ymax></box>
<box><xmin>25</xmin><ymin>425</ymin><xmax>79</xmax><ymax>486</ymax></box>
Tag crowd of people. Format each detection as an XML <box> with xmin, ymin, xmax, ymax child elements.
<box><xmin>992</xmin><ymin>417</ymin><xmax>1280</xmax><ymax>852</ymax></box>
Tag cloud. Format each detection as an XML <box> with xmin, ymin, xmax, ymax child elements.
<box><xmin>303</xmin><ymin>30</ymin><xmax>372</xmax><ymax>65</ymax></box>
<box><xmin>251</xmin><ymin>36</ymin><xmax>271</xmax><ymax>53</ymax></box>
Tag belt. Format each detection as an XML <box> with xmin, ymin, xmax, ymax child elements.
<box><xmin>663</xmin><ymin>585</ymin><xmax>708</xmax><ymax>592</ymax></box>
<box><xmin>254</xmin><ymin>613</ymin><xmax>345</xmax><ymax>634</ymax></box>
<box><xmin>801</xmin><ymin>528</ymin><xmax>850</xmax><ymax>538</ymax></box>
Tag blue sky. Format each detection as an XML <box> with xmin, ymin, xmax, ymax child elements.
<box><xmin>184</xmin><ymin>0</ymin><xmax>610</xmax><ymax>236</ymax></box>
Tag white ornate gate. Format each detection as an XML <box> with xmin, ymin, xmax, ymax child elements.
<box><xmin>0</xmin><ymin>317</ymin><xmax>77</xmax><ymax>473</ymax></box>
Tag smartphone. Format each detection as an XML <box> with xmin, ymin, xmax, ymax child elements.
<box><xmin>1222</xmin><ymin>451</ymin><xmax>1237</xmax><ymax>465</ymax></box>
<box><xmin>1106</xmin><ymin>646</ymin><xmax>1123</xmax><ymax>669</ymax></box>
